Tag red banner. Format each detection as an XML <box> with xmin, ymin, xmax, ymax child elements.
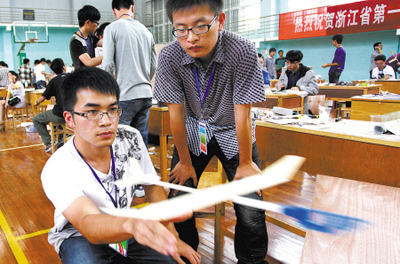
<box><xmin>279</xmin><ymin>0</ymin><xmax>400</xmax><ymax>40</ymax></box>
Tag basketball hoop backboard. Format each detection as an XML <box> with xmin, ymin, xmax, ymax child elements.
<box><xmin>13</xmin><ymin>22</ymin><xmax>48</xmax><ymax>43</ymax></box>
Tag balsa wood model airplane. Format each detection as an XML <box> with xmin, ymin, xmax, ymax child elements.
<box><xmin>100</xmin><ymin>155</ymin><xmax>369</xmax><ymax>234</ymax></box>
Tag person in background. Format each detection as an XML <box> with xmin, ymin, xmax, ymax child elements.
<box><xmin>94</xmin><ymin>22</ymin><xmax>110</xmax><ymax>59</ymax></box>
<box><xmin>46</xmin><ymin>59</ymin><xmax>55</xmax><ymax>77</ymax></box>
<box><xmin>41</xmin><ymin>67</ymin><xmax>199</xmax><ymax>264</ymax></box>
<box><xmin>34</xmin><ymin>58</ymin><xmax>47</xmax><ymax>89</ymax></box>
<box><xmin>0</xmin><ymin>71</ymin><xmax>26</xmax><ymax>131</ymax></box>
<box><xmin>32</xmin><ymin>59</ymin><xmax>40</xmax><ymax>88</ymax></box>
<box><xmin>322</xmin><ymin>34</ymin><xmax>346</xmax><ymax>84</ymax></box>
<box><xmin>263</xmin><ymin>47</ymin><xmax>276</xmax><ymax>79</ymax></box>
<box><xmin>385</xmin><ymin>53</ymin><xmax>400</xmax><ymax>78</ymax></box>
<box><xmin>370</xmin><ymin>42</ymin><xmax>383</xmax><ymax>79</ymax></box>
<box><xmin>154</xmin><ymin>0</ymin><xmax>268</xmax><ymax>263</ymax></box>
<box><xmin>371</xmin><ymin>54</ymin><xmax>395</xmax><ymax>80</ymax></box>
<box><xmin>0</xmin><ymin>61</ymin><xmax>10</xmax><ymax>88</ymax></box>
<box><xmin>70</xmin><ymin>5</ymin><xmax>103</xmax><ymax>69</ymax></box>
<box><xmin>258</xmin><ymin>53</ymin><xmax>270</xmax><ymax>87</ymax></box>
<box><xmin>276</xmin><ymin>50</ymin><xmax>319</xmax><ymax>114</ymax></box>
<box><xmin>275</xmin><ymin>50</ymin><xmax>286</xmax><ymax>79</ymax></box>
<box><xmin>102</xmin><ymin>0</ymin><xmax>157</xmax><ymax>147</ymax></box>
<box><xmin>33</xmin><ymin>58</ymin><xmax>68</xmax><ymax>153</ymax></box>
<box><xmin>18</xmin><ymin>58</ymin><xmax>33</xmax><ymax>88</ymax></box>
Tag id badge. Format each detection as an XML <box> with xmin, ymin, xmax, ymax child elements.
<box><xmin>199</xmin><ymin>120</ymin><xmax>207</xmax><ymax>155</ymax></box>
<box><xmin>109</xmin><ymin>240</ymin><xmax>128</xmax><ymax>257</ymax></box>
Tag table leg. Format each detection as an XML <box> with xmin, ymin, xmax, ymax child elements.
<box><xmin>160</xmin><ymin>135</ymin><xmax>168</xmax><ymax>182</ymax></box>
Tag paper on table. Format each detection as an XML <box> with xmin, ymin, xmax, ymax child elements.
<box><xmin>374</xmin><ymin>119</ymin><xmax>400</xmax><ymax>135</ymax></box>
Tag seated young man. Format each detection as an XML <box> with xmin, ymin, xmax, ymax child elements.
<box><xmin>371</xmin><ymin>54</ymin><xmax>395</xmax><ymax>80</ymax></box>
<box><xmin>275</xmin><ymin>50</ymin><xmax>319</xmax><ymax>114</ymax></box>
<box><xmin>41</xmin><ymin>67</ymin><xmax>200</xmax><ymax>264</ymax></box>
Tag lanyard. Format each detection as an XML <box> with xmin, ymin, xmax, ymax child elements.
<box><xmin>118</xmin><ymin>13</ymin><xmax>132</xmax><ymax>20</ymax></box>
<box><xmin>73</xmin><ymin>141</ymin><xmax>118</xmax><ymax>208</ymax></box>
<box><xmin>78</xmin><ymin>30</ymin><xmax>91</xmax><ymax>54</ymax></box>
<box><xmin>287</xmin><ymin>71</ymin><xmax>300</xmax><ymax>89</ymax></box>
<box><xmin>193</xmin><ymin>62</ymin><xmax>217</xmax><ymax>118</ymax></box>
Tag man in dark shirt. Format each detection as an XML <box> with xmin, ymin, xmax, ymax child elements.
<box><xmin>33</xmin><ymin>58</ymin><xmax>68</xmax><ymax>153</ymax></box>
<box><xmin>322</xmin><ymin>34</ymin><xmax>346</xmax><ymax>83</ymax></box>
<box><xmin>69</xmin><ymin>5</ymin><xmax>102</xmax><ymax>69</ymax></box>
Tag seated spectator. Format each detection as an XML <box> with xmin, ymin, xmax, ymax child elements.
<box><xmin>372</xmin><ymin>55</ymin><xmax>395</xmax><ymax>80</ymax></box>
<box><xmin>258</xmin><ymin>53</ymin><xmax>270</xmax><ymax>86</ymax></box>
<box><xmin>275</xmin><ymin>50</ymin><xmax>319</xmax><ymax>114</ymax></box>
<box><xmin>0</xmin><ymin>71</ymin><xmax>26</xmax><ymax>131</ymax></box>
<box><xmin>33</xmin><ymin>58</ymin><xmax>68</xmax><ymax>152</ymax></box>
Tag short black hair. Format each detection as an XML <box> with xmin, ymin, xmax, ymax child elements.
<box><xmin>8</xmin><ymin>71</ymin><xmax>19</xmax><ymax>80</ymax></box>
<box><xmin>278</xmin><ymin>50</ymin><xmax>283</xmax><ymax>53</ymax></box>
<box><xmin>332</xmin><ymin>34</ymin><xmax>343</xmax><ymax>44</ymax></box>
<box><xmin>166</xmin><ymin>0</ymin><xmax>223</xmax><ymax>22</ymax></box>
<box><xmin>95</xmin><ymin>22</ymin><xmax>111</xmax><ymax>38</ymax></box>
<box><xmin>258</xmin><ymin>53</ymin><xmax>263</xmax><ymax>58</ymax></box>
<box><xmin>78</xmin><ymin>5</ymin><xmax>101</xmax><ymax>27</ymax></box>
<box><xmin>269</xmin><ymin>47</ymin><xmax>276</xmax><ymax>53</ymax></box>
<box><xmin>50</xmin><ymin>58</ymin><xmax>65</xmax><ymax>75</ymax></box>
<box><xmin>46</xmin><ymin>59</ymin><xmax>51</xmax><ymax>64</ymax></box>
<box><xmin>62</xmin><ymin>67</ymin><xmax>120</xmax><ymax>112</ymax></box>
<box><xmin>23</xmin><ymin>58</ymin><xmax>30</xmax><ymax>64</ymax></box>
<box><xmin>285</xmin><ymin>50</ymin><xmax>303</xmax><ymax>63</ymax></box>
<box><xmin>34</xmin><ymin>59</ymin><xmax>40</xmax><ymax>65</ymax></box>
<box><xmin>0</xmin><ymin>61</ymin><xmax>6</xmax><ymax>67</ymax></box>
<box><xmin>40</xmin><ymin>58</ymin><xmax>46</xmax><ymax>63</ymax></box>
<box><xmin>112</xmin><ymin>0</ymin><xmax>134</xmax><ymax>10</ymax></box>
<box><xmin>375</xmin><ymin>54</ymin><xmax>386</xmax><ymax>62</ymax></box>
<box><xmin>373</xmin><ymin>42</ymin><xmax>382</xmax><ymax>49</ymax></box>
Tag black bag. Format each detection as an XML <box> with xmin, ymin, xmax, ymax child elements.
<box><xmin>8</xmin><ymin>97</ymin><xmax>21</xmax><ymax>106</ymax></box>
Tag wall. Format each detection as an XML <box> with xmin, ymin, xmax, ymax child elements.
<box><xmin>258</xmin><ymin>29</ymin><xmax>399</xmax><ymax>81</ymax></box>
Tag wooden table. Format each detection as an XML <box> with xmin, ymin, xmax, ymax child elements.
<box><xmin>375</xmin><ymin>80</ymin><xmax>400</xmax><ymax>94</ymax></box>
<box><xmin>255</xmin><ymin>119</ymin><xmax>400</xmax><ymax>187</ymax></box>
<box><xmin>148</xmin><ymin>106</ymin><xmax>171</xmax><ymax>182</ymax></box>
<box><xmin>318</xmin><ymin>85</ymin><xmax>381</xmax><ymax>101</ymax></box>
<box><xmin>253</xmin><ymin>93</ymin><xmax>304</xmax><ymax>114</ymax></box>
<box><xmin>351</xmin><ymin>95</ymin><xmax>400</xmax><ymax>121</ymax></box>
<box><xmin>300</xmin><ymin>175</ymin><xmax>400</xmax><ymax>264</ymax></box>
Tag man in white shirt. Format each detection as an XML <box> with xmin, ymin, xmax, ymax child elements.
<box><xmin>34</xmin><ymin>58</ymin><xmax>47</xmax><ymax>89</ymax></box>
<box><xmin>372</xmin><ymin>55</ymin><xmax>395</xmax><ymax>80</ymax></box>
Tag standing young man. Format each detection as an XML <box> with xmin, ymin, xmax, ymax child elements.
<box><xmin>322</xmin><ymin>34</ymin><xmax>346</xmax><ymax>83</ymax></box>
<box><xmin>41</xmin><ymin>67</ymin><xmax>200</xmax><ymax>264</ymax></box>
<box><xmin>370</xmin><ymin>42</ymin><xmax>383</xmax><ymax>78</ymax></box>
<box><xmin>263</xmin><ymin>47</ymin><xmax>276</xmax><ymax>79</ymax></box>
<box><xmin>154</xmin><ymin>1</ymin><xmax>268</xmax><ymax>263</ymax></box>
<box><xmin>18</xmin><ymin>58</ymin><xmax>33</xmax><ymax>87</ymax></box>
<box><xmin>70</xmin><ymin>5</ymin><xmax>103</xmax><ymax>69</ymax></box>
<box><xmin>102</xmin><ymin>0</ymin><xmax>157</xmax><ymax>147</ymax></box>
<box><xmin>275</xmin><ymin>50</ymin><xmax>286</xmax><ymax>79</ymax></box>
<box><xmin>34</xmin><ymin>58</ymin><xmax>47</xmax><ymax>89</ymax></box>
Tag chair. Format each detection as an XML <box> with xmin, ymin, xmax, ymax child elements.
<box><xmin>8</xmin><ymin>105</ymin><xmax>26</xmax><ymax>132</ymax></box>
<box><xmin>194</xmin><ymin>159</ymin><xmax>227</xmax><ymax>263</ymax></box>
<box><xmin>49</xmin><ymin>122</ymin><xmax>66</xmax><ymax>153</ymax></box>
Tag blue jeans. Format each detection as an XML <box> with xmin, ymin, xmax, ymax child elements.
<box><xmin>119</xmin><ymin>98</ymin><xmax>152</xmax><ymax>146</ymax></box>
<box><xmin>169</xmin><ymin>137</ymin><xmax>268</xmax><ymax>264</ymax></box>
<box><xmin>59</xmin><ymin>236</ymin><xmax>177</xmax><ymax>264</ymax></box>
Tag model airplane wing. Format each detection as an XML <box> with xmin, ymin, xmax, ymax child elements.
<box><xmin>100</xmin><ymin>155</ymin><xmax>305</xmax><ymax>221</ymax></box>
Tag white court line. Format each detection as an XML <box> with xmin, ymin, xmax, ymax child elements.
<box><xmin>0</xmin><ymin>144</ymin><xmax>43</xmax><ymax>152</ymax></box>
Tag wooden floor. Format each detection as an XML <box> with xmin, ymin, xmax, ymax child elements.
<box><xmin>0</xmin><ymin>120</ymin><xmax>312</xmax><ymax>264</ymax></box>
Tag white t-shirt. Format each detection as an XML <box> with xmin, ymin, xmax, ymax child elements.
<box><xmin>34</xmin><ymin>64</ymin><xmax>46</xmax><ymax>82</ymax></box>
<box><xmin>371</xmin><ymin>65</ymin><xmax>395</xmax><ymax>80</ymax></box>
<box><xmin>41</xmin><ymin>125</ymin><xmax>156</xmax><ymax>253</ymax></box>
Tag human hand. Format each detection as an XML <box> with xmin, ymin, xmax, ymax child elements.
<box><xmin>276</xmin><ymin>83</ymin><xmax>285</xmax><ymax>90</ymax></box>
<box><xmin>234</xmin><ymin>162</ymin><xmax>263</xmax><ymax>196</ymax></box>
<box><xmin>4</xmin><ymin>103</ymin><xmax>9</xmax><ymax>109</ymax></box>
<box><xmin>168</xmin><ymin>162</ymin><xmax>197</xmax><ymax>196</ymax></box>
<box><xmin>291</xmin><ymin>87</ymin><xmax>300</xmax><ymax>91</ymax></box>
<box><xmin>131</xmin><ymin>219</ymin><xmax>180</xmax><ymax>259</ymax></box>
<box><xmin>322</xmin><ymin>64</ymin><xmax>328</xmax><ymax>68</ymax></box>
<box><xmin>177</xmin><ymin>239</ymin><xmax>201</xmax><ymax>264</ymax></box>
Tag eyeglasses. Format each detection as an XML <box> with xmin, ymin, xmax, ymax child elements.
<box><xmin>172</xmin><ymin>13</ymin><xmax>220</xmax><ymax>38</ymax></box>
<box><xmin>73</xmin><ymin>108</ymin><xmax>122</xmax><ymax>121</ymax></box>
<box><xmin>91</xmin><ymin>20</ymin><xmax>99</xmax><ymax>26</ymax></box>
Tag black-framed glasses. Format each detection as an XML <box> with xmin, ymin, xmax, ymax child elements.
<box><xmin>91</xmin><ymin>20</ymin><xmax>99</xmax><ymax>26</ymax></box>
<box><xmin>73</xmin><ymin>108</ymin><xmax>122</xmax><ymax>121</ymax></box>
<box><xmin>172</xmin><ymin>13</ymin><xmax>220</xmax><ymax>38</ymax></box>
